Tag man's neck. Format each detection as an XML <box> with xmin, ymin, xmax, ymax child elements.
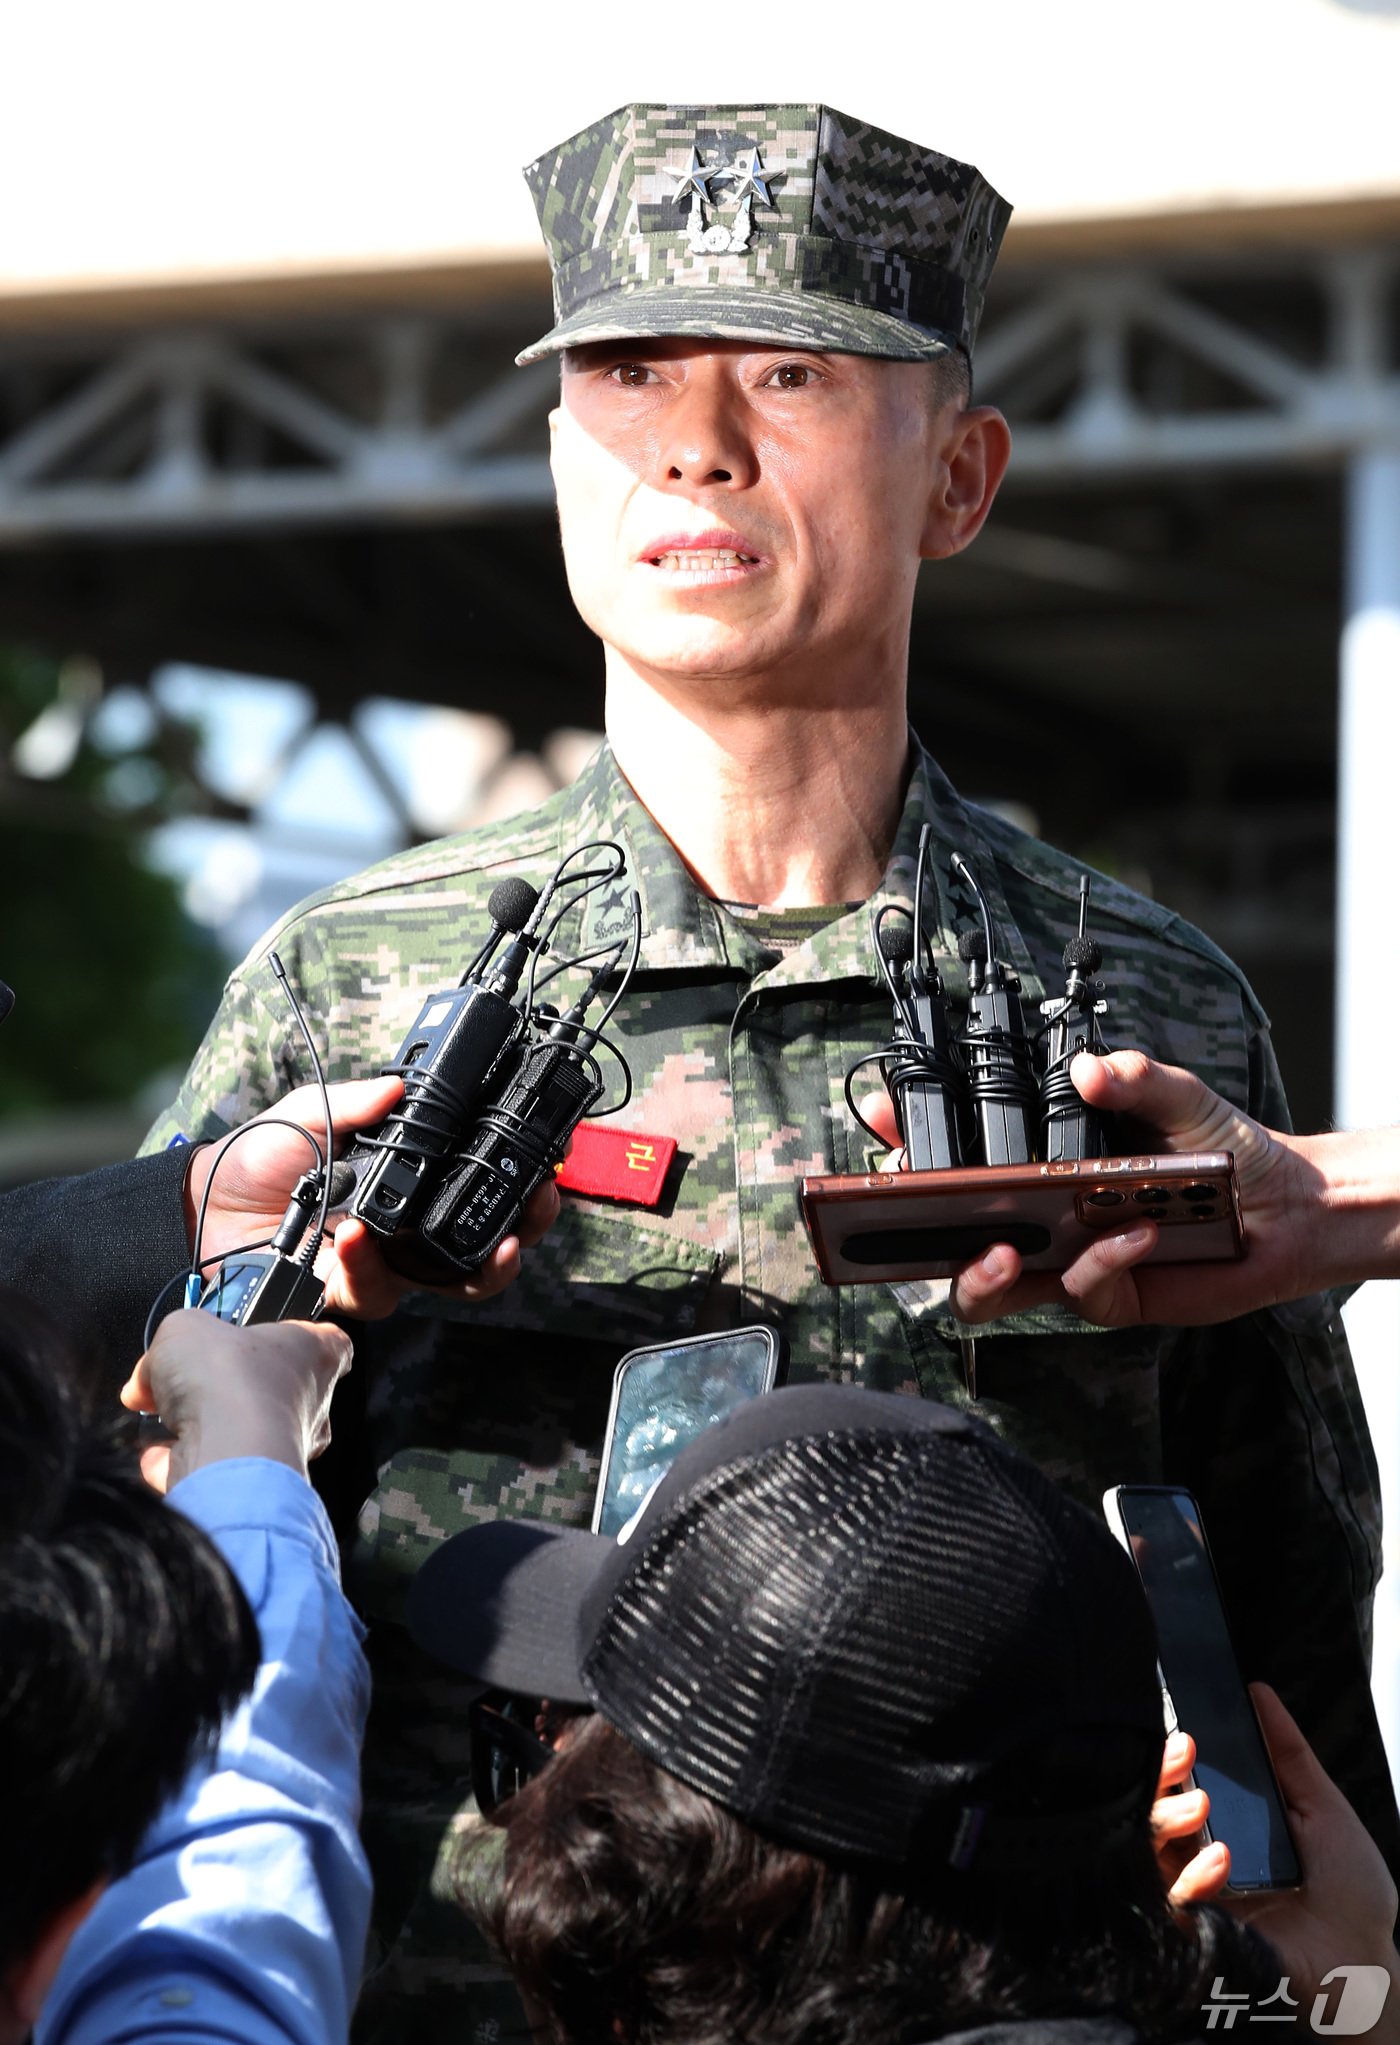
<box><xmin>605</xmin><ymin>664</ymin><xmax>911</xmax><ymax>908</ymax></box>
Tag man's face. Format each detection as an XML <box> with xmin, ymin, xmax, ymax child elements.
<box><xmin>549</xmin><ymin>338</ymin><xmax>969</xmax><ymax>700</ymax></box>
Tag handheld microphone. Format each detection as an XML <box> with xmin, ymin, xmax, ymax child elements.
<box><xmin>1039</xmin><ymin>876</ymin><xmax>1111</xmax><ymax>1162</ymax></box>
<box><xmin>345</xmin><ymin>875</ymin><xmax>541</xmax><ymax>1252</ymax></box>
<box><xmin>344</xmin><ymin>843</ymin><xmax>638</xmax><ymax>1278</ymax></box>
<box><xmin>951</xmin><ymin>855</ymin><xmax>1037</xmax><ymax>1167</ymax></box>
<box><xmin>876</xmin><ymin>917</ymin><xmax>967</xmax><ymax>1171</ymax></box>
<box><xmin>415</xmin><ymin>895</ymin><xmax>642</xmax><ymax>1278</ymax></box>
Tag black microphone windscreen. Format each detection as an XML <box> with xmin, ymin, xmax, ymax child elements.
<box><xmin>0</xmin><ymin>980</ymin><xmax>12</xmax><ymax>1025</ymax></box>
<box><xmin>327</xmin><ymin>1161</ymin><xmax>359</xmax><ymax>1208</ymax></box>
<box><xmin>1063</xmin><ymin>936</ymin><xmax>1103</xmax><ymax>973</ymax></box>
<box><xmin>487</xmin><ymin>877</ymin><xmax>539</xmax><ymax>932</ymax></box>
<box><xmin>877</xmin><ymin>921</ymin><xmax>914</xmax><ymax>964</ymax></box>
<box><xmin>957</xmin><ymin>929</ymin><xmax>987</xmax><ymax>964</ymax></box>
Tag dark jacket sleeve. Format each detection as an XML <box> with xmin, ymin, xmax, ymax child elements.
<box><xmin>0</xmin><ymin>1145</ymin><xmax>194</xmax><ymax>1401</ymax></box>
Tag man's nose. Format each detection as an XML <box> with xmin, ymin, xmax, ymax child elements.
<box><xmin>655</xmin><ymin>379</ymin><xmax>757</xmax><ymax>489</ymax></box>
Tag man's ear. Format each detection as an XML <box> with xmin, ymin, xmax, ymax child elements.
<box><xmin>1</xmin><ymin>1880</ymin><xmax>105</xmax><ymax>2033</ymax></box>
<box><xmin>920</xmin><ymin>405</ymin><xmax>1012</xmax><ymax>560</ymax></box>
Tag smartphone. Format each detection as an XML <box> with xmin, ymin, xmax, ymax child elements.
<box><xmin>591</xmin><ymin>1327</ymin><xmax>787</xmax><ymax>1538</ymax></box>
<box><xmin>1102</xmin><ymin>1483</ymin><xmax>1300</xmax><ymax>1892</ymax></box>
<box><xmin>801</xmin><ymin>1152</ymin><xmax>1244</xmax><ymax>1285</ymax></box>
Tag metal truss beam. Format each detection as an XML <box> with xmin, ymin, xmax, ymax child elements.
<box><xmin>0</xmin><ymin>247</ymin><xmax>1394</xmax><ymax>538</ymax></box>
<box><xmin>985</xmin><ymin>250</ymin><xmax>1400</xmax><ymax>481</ymax></box>
<box><xmin>0</xmin><ymin>321</ymin><xmax>560</xmax><ymax>536</ymax></box>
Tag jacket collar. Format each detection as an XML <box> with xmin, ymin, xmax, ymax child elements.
<box><xmin>573</xmin><ymin>737</ymin><xmax>1045</xmax><ymax>1001</ymax></box>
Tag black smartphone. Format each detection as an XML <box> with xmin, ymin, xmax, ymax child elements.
<box><xmin>1102</xmin><ymin>1484</ymin><xmax>1300</xmax><ymax>1892</ymax></box>
<box><xmin>592</xmin><ymin>1327</ymin><xmax>787</xmax><ymax>1538</ymax></box>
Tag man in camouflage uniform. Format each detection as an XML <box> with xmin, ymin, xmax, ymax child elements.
<box><xmin>143</xmin><ymin>104</ymin><xmax>1393</xmax><ymax>2036</ymax></box>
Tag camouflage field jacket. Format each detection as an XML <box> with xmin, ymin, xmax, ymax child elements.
<box><xmin>143</xmin><ymin>737</ymin><xmax>1388</xmax><ymax>2028</ymax></box>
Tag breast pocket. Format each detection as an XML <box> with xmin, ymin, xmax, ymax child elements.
<box><xmin>351</xmin><ymin>1203</ymin><xmax>721</xmax><ymax>1622</ymax></box>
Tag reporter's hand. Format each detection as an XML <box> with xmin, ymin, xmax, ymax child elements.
<box><xmin>861</xmin><ymin>1051</ymin><xmax>1316</xmax><ymax>1327</ymax></box>
<box><xmin>1226</xmin><ymin>1686</ymin><xmax>1399</xmax><ymax>2016</ymax></box>
<box><xmin>183</xmin><ymin>1077</ymin><xmax>402</xmax><ymax>1266</ymax></box>
<box><xmin>121</xmin><ymin>1309</ymin><xmax>353</xmax><ymax>1491</ymax></box>
<box><xmin>948</xmin><ymin>1051</ymin><xmax>1312</xmax><ymax>1326</ymax></box>
<box><xmin>325</xmin><ymin>1184</ymin><xmax>561</xmax><ymax>1318</ymax></box>
<box><xmin>184</xmin><ymin>1078</ymin><xmax>562</xmax><ymax>1317</ymax></box>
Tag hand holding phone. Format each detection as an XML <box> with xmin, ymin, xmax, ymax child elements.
<box><xmin>824</xmin><ymin>844</ymin><xmax>1251</xmax><ymax>1295</ymax></box>
<box><xmin>804</xmin><ymin>1152</ymin><xmax>1244</xmax><ymax>1286</ymax></box>
<box><xmin>1102</xmin><ymin>1484</ymin><xmax>1299</xmax><ymax>1893</ymax></box>
<box><xmin>1224</xmin><ymin>1684</ymin><xmax>1398</xmax><ymax>2015</ymax></box>
<box><xmin>1150</xmin><ymin>1726</ymin><xmax>1228</xmax><ymax>1906</ymax></box>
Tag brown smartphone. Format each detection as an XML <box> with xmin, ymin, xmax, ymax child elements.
<box><xmin>801</xmin><ymin>1152</ymin><xmax>1244</xmax><ymax>1285</ymax></box>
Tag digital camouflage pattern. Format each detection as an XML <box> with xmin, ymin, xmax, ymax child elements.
<box><xmin>144</xmin><ymin>741</ymin><xmax>1392</xmax><ymax>2040</ymax></box>
<box><xmin>516</xmin><ymin>103</ymin><xmax>1011</xmax><ymax>364</ymax></box>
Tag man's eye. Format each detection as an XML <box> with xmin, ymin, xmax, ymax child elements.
<box><xmin>768</xmin><ymin>363</ymin><xmax>815</xmax><ymax>389</ymax></box>
<box><xmin>610</xmin><ymin>363</ymin><xmax>654</xmax><ymax>387</ymax></box>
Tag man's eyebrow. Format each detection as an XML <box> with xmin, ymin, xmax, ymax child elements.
<box><xmin>562</xmin><ymin>345</ymin><xmax>643</xmax><ymax>368</ymax></box>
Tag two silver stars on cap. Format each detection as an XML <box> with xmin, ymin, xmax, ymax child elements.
<box><xmin>667</xmin><ymin>144</ymin><xmax>780</xmax><ymax>254</ymax></box>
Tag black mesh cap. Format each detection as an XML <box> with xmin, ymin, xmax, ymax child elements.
<box><xmin>408</xmin><ymin>1385</ymin><xmax>1162</xmax><ymax>1875</ymax></box>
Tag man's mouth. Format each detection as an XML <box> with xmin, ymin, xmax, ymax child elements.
<box><xmin>639</xmin><ymin>530</ymin><xmax>766</xmax><ymax>573</ymax></box>
<box><xmin>648</xmin><ymin>547</ymin><xmax>762</xmax><ymax>571</ymax></box>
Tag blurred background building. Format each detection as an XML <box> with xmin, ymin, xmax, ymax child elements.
<box><xmin>1</xmin><ymin>0</ymin><xmax>1398</xmax><ymax>1728</ymax></box>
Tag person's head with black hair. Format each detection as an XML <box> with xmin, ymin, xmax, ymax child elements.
<box><xmin>0</xmin><ymin>1294</ymin><xmax>259</xmax><ymax>2039</ymax></box>
<box><xmin>410</xmin><ymin>1385</ymin><xmax>1281</xmax><ymax>2045</ymax></box>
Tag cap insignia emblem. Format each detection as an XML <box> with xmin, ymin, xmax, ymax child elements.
<box><xmin>666</xmin><ymin>140</ymin><xmax>782</xmax><ymax>255</ymax></box>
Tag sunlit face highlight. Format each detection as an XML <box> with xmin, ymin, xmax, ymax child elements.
<box><xmin>549</xmin><ymin>339</ymin><xmax>946</xmax><ymax>696</ymax></box>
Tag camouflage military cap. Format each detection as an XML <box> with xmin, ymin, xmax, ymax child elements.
<box><xmin>517</xmin><ymin>103</ymin><xmax>1011</xmax><ymax>366</ymax></box>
